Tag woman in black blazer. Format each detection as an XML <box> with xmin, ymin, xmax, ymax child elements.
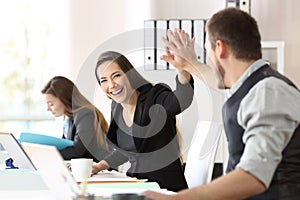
<box><xmin>92</xmin><ymin>51</ymin><xmax>194</xmax><ymax>192</ymax></box>
<box><xmin>41</xmin><ymin>76</ymin><xmax>109</xmax><ymax>161</ymax></box>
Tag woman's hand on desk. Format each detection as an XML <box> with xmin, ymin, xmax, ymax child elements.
<box><xmin>92</xmin><ymin>160</ymin><xmax>109</xmax><ymax>174</ymax></box>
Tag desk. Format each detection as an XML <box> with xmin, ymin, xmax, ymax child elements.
<box><xmin>0</xmin><ymin>169</ymin><xmax>171</xmax><ymax>200</ymax></box>
<box><xmin>0</xmin><ymin>190</ymin><xmax>54</xmax><ymax>200</ymax></box>
<box><xmin>0</xmin><ymin>169</ymin><xmax>53</xmax><ymax>200</ymax></box>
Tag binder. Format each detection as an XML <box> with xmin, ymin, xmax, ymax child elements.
<box><xmin>180</xmin><ymin>19</ymin><xmax>192</xmax><ymax>39</ymax></box>
<box><xmin>193</xmin><ymin>19</ymin><xmax>206</xmax><ymax>64</ymax></box>
<box><xmin>144</xmin><ymin>20</ymin><xmax>155</xmax><ymax>70</ymax></box>
<box><xmin>238</xmin><ymin>0</ymin><xmax>250</xmax><ymax>13</ymax></box>
<box><xmin>226</xmin><ymin>0</ymin><xmax>237</xmax><ymax>8</ymax></box>
<box><xmin>167</xmin><ymin>19</ymin><xmax>180</xmax><ymax>70</ymax></box>
<box><xmin>180</xmin><ymin>19</ymin><xmax>194</xmax><ymax>65</ymax></box>
<box><xmin>155</xmin><ymin>20</ymin><xmax>168</xmax><ymax>70</ymax></box>
<box><xmin>144</xmin><ymin>19</ymin><xmax>208</xmax><ymax>69</ymax></box>
<box><xmin>168</xmin><ymin>19</ymin><xmax>180</xmax><ymax>32</ymax></box>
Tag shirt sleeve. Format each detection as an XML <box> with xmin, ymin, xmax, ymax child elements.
<box><xmin>156</xmin><ymin>75</ymin><xmax>194</xmax><ymax>115</ymax></box>
<box><xmin>60</xmin><ymin>108</ymin><xmax>109</xmax><ymax>160</ymax></box>
<box><xmin>103</xmin><ymin>149</ymin><xmax>129</xmax><ymax>170</ymax></box>
<box><xmin>236</xmin><ymin>77</ymin><xmax>300</xmax><ymax>187</ymax></box>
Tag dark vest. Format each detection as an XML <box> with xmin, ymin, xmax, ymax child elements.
<box><xmin>222</xmin><ymin>64</ymin><xmax>300</xmax><ymax>199</ymax></box>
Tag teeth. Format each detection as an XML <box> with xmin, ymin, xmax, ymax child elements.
<box><xmin>111</xmin><ymin>88</ymin><xmax>122</xmax><ymax>95</ymax></box>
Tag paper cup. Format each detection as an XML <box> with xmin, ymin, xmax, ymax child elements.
<box><xmin>71</xmin><ymin>158</ymin><xmax>93</xmax><ymax>181</ymax></box>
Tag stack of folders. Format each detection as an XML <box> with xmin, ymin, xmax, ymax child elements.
<box><xmin>144</xmin><ymin>19</ymin><xmax>207</xmax><ymax>71</ymax></box>
<box><xmin>77</xmin><ymin>170</ymin><xmax>168</xmax><ymax>198</ymax></box>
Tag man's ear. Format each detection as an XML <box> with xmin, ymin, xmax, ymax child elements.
<box><xmin>215</xmin><ymin>40</ymin><xmax>228</xmax><ymax>59</ymax></box>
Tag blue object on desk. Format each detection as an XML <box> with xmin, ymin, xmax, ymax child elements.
<box><xmin>5</xmin><ymin>158</ymin><xmax>19</xmax><ymax>169</ymax></box>
<box><xmin>19</xmin><ymin>132</ymin><xmax>73</xmax><ymax>150</ymax></box>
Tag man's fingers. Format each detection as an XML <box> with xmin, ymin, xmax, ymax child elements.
<box><xmin>162</xmin><ymin>36</ymin><xmax>177</xmax><ymax>52</ymax></box>
<box><xmin>167</xmin><ymin>29</ymin><xmax>185</xmax><ymax>48</ymax></box>
<box><xmin>189</xmin><ymin>37</ymin><xmax>196</xmax><ymax>47</ymax></box>
<box><xmin>160</xmin><ymin>54</ymin><xmax>173</xmax><ymax>64</ymax></box>
<box><xmin>178</xmin><ymin>31</ymin><xmax>188</xmax><ymax>46</ymax></box>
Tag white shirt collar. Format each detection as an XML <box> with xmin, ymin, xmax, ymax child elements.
<box><xmin>228</xmin><ymin>59</ymin><xmax>269</xmax><ymax>96</ymax></box>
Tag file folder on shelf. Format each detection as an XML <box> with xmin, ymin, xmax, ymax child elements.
<box><xmin>156</xmin><ymin>19</ymin><xmax>168</xmax><ymax>70</ymax></box>
<box><xmin>167</xmin><ymin>19</ymin><xmax>180</xmax><ymax>70</ymax></box>
<box><xmin>168</xmin><ymin>19</ymin><xmax>180</xmax><ymax>32</ymax></box>
<box><xmin>144</xmin><ymin>19</ymin><xmax>207</xmax><ymax>70</ymax></box>
<box><xmin>144</xmin><ymin>20</ymin><xmax>156</xmax><ymax>70</ymax></box>
<box><xmin>180</xmin><ymin>19</ymin><xmax>192</xmax><ymax>39</ymax></box>
<box><xmin>193</xmin><ymin>19</ymin><xmax>206</xmax><ymax>64</ymax></box>
<box><xmin>226</xmin><ymin>0</ymin><xmax>237</xmax><ymax>8</ymax></box>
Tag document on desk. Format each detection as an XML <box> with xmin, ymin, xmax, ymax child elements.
<box><xmin>84</xmin><ymin>170</ymin><xmax>139</xmax><ymax>183</ymax></box>
<box><xmin>80</xmin><ymin>170</ymin><xmax>169</xmax><ymax>198</ymax></box>
<box><xmin>74</xmin><ymin>170</ymin><xmax>177</xmax><ymax>198</ymax></box>
<box><xmin>86</xmin><ymin>182</ymin><xmax>165</xmax><ymax>198</ymax></box>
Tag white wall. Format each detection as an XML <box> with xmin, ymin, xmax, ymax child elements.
<box><xmin>251</xmin><ymin>0</ymin><xmax>300</xmax><ymax>86</ymax></box>
<box><xmin>68</xmin><ymin>0</ymin><xmax>300</xmax><ymax>161</ymax></box>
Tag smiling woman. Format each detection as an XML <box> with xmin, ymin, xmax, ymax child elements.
<box><xmin>92</xmin><ymin>51</ymin><xmax>194</xmax><ymax>192</ymax></box>
<box><xmin>0</xmin><ymin>0</ymin><xmax>70</xmax><ymax>136</ymax></box>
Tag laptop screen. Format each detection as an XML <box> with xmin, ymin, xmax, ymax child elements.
<box><xmin>0</xmin><ymin>132</ymin><xmax>36</xmax><ymax>170</ymax></box>
<box><xmin>22</xmin><ymin>142</ymin><xmax>80</xmax><ymax>200</ymax></box>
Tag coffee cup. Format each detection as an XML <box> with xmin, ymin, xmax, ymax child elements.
<box><xmin>71</xmin><ymin>158</ymin><xmax>93</xmax><ymax>182</ymax></box>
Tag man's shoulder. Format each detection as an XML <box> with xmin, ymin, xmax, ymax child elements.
<box><xmin>255</xmin><ymin>76</ymin><xmax>297</xmax><ymax>91</ymax></box>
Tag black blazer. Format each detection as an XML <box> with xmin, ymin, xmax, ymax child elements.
<box><xmin>104</xmin><ymin>76</ymin><xmax>194</xmax><ymax>191</ymax></box>
<box><xmin>59</xmin><ymin>108</ymin><xmax>109</xmax><ymax>162</ymax></box>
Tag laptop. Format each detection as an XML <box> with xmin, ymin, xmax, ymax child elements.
<box><xmin>0</xmin><ymin>132</ymin><xmax>36</xmax><ymax>170</ymax></box>
<box><xmin>21</xmin><ymin>142</ymin><xmax>81</xmax><ymax>200</ymax></box>
<box><xmin>21</xmin><ymin>143</ymin><xmax>166</xmax><ymax>199</ymax></box>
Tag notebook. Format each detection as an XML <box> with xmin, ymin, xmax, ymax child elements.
<box><xmin>0</xmin><ymin>132</ymin><xmax>36</xmax><ymax>170</ymax></box>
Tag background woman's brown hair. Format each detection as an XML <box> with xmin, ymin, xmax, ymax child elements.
<box><xmin>41</xmin><ymin>76</ymin><xmax>108</xmax><ymax>149</ymax></box>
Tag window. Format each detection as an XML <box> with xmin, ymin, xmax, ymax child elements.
<box><xmin>0</xmin><ymin>0</ymin><xmax>69</xmax><ymax>137</ymax></box>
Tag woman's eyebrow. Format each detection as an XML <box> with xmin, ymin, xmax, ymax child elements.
<box><xmin>100</xmin><ymin>71</ymin><xmax>120</xmax><ymax>79</ymax></box>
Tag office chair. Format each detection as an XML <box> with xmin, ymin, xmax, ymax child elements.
<box><xmin>184</xmin><ymin>121</ymin><xmax>223</xmax><ymax>188</ymax></box>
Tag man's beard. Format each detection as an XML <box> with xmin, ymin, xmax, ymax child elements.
<box><xmin>215</xmin><ymin>61</ymin><xmax>227</xmax><ymax>89</ymax></box>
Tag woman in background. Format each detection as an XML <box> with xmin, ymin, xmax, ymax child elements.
<box><xmin>92</xmin><ymin>51</ymin><xmax>194</xmax><ymax>191</ymax></box>
<box><xmin>41</xmin><ymin>76</ymin><xmax>109</xmax><ymax>161</ymax></box>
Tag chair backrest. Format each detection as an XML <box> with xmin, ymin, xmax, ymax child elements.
<box><xmin>184</xmin><ymin>121</ymin><xmax>223</xmax><ymax>188</ymax></box>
